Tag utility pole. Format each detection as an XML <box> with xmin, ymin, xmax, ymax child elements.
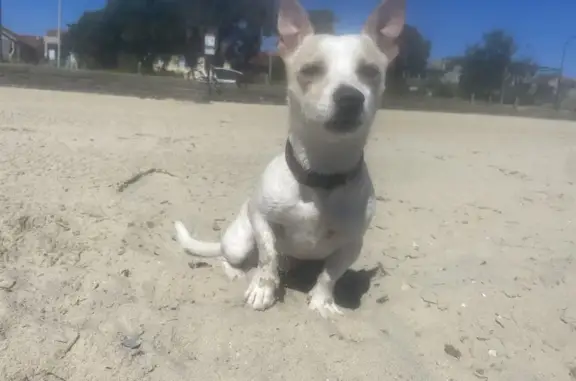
<box><xmin>555</xmin><ymin>36</ymin><xmax>576</xmax><ymax>110</ymax></box>
<box><xmin>268</xmin><ymin>52</ymin><xmax>272</xmax><ymax>84</ymax></box>
<box><xmin>500</xmin><ymin>65</ymin><xmax>509</xmax><ymax>104</ymax></box>
<box><xmin>56</xmin><ymin>0</ymin><xmax>62</xmax><ymax>68</ymax></box>
<box><xmin>0</xmin><ymin>0</ymin><xmax>4</xmax><ymax>62</ymax></box>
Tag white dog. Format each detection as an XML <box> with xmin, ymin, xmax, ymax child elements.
<box><xmin>175</xmin><ymin>0</ymin><xmax>404</xmax><ymax>318</ymax></box>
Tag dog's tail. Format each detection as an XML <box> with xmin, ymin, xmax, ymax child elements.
<box><xmin>174</xmin><ymin>221</ymin><xmax>222</xmax><ymax>257</ymax></box>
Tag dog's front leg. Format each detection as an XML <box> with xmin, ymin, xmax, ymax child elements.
<box><xmin>308</xmin><ymin>240</ymin><xmax>363</xmax><ymax>318</ymax></box>
<box><xmin>244</xmin><ymin>210</ymin><xmax>280</xmax><ymax>311</ymax></box>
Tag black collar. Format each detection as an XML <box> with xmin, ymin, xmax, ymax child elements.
<box><xmin>285</xmin><ymin>140</ymin><xmax>364</xmax><ymax>190</ymax></box>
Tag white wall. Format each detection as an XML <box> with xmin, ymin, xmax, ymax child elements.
<box><xmin>44</xmin><ymin>36</ymin><xmax>59</xmax><ymax>60</ymax></box>
<box><xmin>0</xmin><ymin>33</ymin><xmax>11</xmax><ymax>60</ymax></box>
<box><xmin>44</xmin><ymin>35</ymin><xmax>59</xmax><ymax>44</ymax></box>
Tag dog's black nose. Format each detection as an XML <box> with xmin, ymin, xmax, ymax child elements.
<box><xmin>328</xmin><ymin>85</ymin><xmax>365</xmax><ymax>133</ymax></box>
<box><xmin>332</xmin><ymin>85</ymin><xmax>365</xmax><ymax>113</ymax></box>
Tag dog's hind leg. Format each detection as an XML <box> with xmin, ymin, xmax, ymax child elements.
<box><xmin>219</xmin><ymin>202</ymin><xmax>256</xmax><ymax>279</ymax></box>
<box><xmin>174</xmin><ymin>202</ymin><xmax>256</xmax><ymax>277</ymax></box>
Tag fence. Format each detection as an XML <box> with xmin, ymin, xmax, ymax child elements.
<box><xmin>1</xmin><ymin>63</ymin><xmax>575</xmax><ymax>122</ymax></box>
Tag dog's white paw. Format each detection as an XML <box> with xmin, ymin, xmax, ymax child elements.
<box><xmin>308</xmin><ymin>287</ymin><xmax>344</xmax><ymax>318</ymax></box>
<box><xmin>221</xmin><ymin>261</ymin><xmax>245</xmax><ymax>280</ymax></box>
<box><xmin>244</xmin><ymin>272</ymin><xmax>277</xmax><ymax>311</ymax></box>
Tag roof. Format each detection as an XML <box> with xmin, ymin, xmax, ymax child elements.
<box><xmin>45</xmin><ymin>29</ymin><xmax>59</xmax><ymax>37</ymax></box>
<box><xmin>45</xmin><ymin>28</ymin><xmax>68</xmax><ymax>38</ymax></box>
<box><xmin>18</xmin><ymin>35</ymin><xmax>44</xmax><ymax>50</ymax></box>
<box><xmin>1</xmin><ymin>27</ymin><xmax>43</xmax><ymax>50</ymax></box>
<box><xmin>1</xmin><ymin>26</ymin><xmax>18</xmax><ymax>41</ymax></box>
<box><xmin>529</xmin><ymin>73</ymin><xmax>576</xmax><ymax>87</ymax></box>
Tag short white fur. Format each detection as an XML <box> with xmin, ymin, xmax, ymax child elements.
<box><xmin>174</xmin><ymin>0</ymin><xmax>405</xmax><ymax>318</ymax></box>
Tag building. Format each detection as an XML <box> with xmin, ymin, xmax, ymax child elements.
<box><xmin>427</xmin><ymin>57</ymin><xmax>463</xmax><ymax>85</ymax></box>
<box><xmin>43</xmin><ymin>29</ymin><xmax>60</xmax><ymax>62</ymax></box>
<box><xmin>0</xmin><ymin>26</ymin><xmax>18</xmax><ymax>61</ymax></box>
<box><xmin>1</xmin><ymin>26</ymin><xmax>44</xmax><ymax>63</ymax></box>
<box><xmin>527</xmin><ymin>70</ymin><xmax>576</xmax><ymax>107</ymax></box>
<box><xmin>16</xmin><ymin>34</ymin><xmax>44</xmax><ymax>62</ymax></box>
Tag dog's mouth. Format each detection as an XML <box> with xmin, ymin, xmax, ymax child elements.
<box><xmin>325</xmin><ymin>113</ymin><xmax>363</xmax><ymax>133</ymax></box>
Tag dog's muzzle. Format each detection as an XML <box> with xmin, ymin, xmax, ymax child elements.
<box><xmin>326</xmin><ymin>85</ymin><xmax>365</xmax><ymax>133</ymax></box>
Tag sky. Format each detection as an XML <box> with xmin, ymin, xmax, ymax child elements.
<box><xmin>2</xmin><ymin>0</ymin><xmax>576</xmax><ymax>76</ymax></box>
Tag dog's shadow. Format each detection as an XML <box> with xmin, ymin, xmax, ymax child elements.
<box><xmin>278</xmin><ymin>260</ymin><xmax>382</xmax><ymax>310</ymax></box>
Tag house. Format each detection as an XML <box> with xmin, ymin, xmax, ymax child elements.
<box><xmin>1</xmin><ymin>26</ymin><xmax>44</xmax><ymax>63</ymax></box>
<box><xmin>521</xmin><ymin>68</ymin><xmax>576</xmax><ymax>106</ymax></box>
<box><xmin>1</xmin><ymin>26</ymin><xmax>18</xmax><ymax>61</ymax></box>
<box><xmin>44</xmin><ymin>28</ymin><xmax>70</xmax><ymax>63</ymax></box>
<box><xmin>44</xmin><ymin>29</ymin><xmax>61</xmax><ymax>62</ymax></box>
<box><xmin>427</xmin><ymin>57</ymin><xmax>463</xmax><ymax>85</ymax></box>
<box><xmin>16</xmin><ymin>34</ymin><xmax>44</xmax><ymax>63</ymax></box>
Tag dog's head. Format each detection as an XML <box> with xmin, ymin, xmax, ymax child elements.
<box><xmin>278</xmin><ymin>0</ymin><xmax>404</xmax><ymax>138</ymax></box>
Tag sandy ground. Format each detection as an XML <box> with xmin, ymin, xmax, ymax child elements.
<box><xmin>0</xmin><ymin>87</ymin><xmax>575</xmax><ymax>381</ymax></box>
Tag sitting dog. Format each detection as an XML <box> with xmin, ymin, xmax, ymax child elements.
<box><xmin>175</xmin><ymin>0</ymin><xmax>405</xmax><ymax>317</ymax></box>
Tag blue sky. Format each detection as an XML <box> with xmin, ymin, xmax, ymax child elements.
<box><xmin>2</xmin><ymin>0</ymin><xmax>576</xmax><ymax>76</ymax></box>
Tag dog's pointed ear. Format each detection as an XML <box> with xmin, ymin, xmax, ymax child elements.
<box><xmin>363</xmin><ymin>0</ymin><xmax>405</xmax><ymax>61</ymax></box>
<box><xmin>277</xmin><ymin>0</ymin><xmax>314</xmax><ymax>57</ymax></box>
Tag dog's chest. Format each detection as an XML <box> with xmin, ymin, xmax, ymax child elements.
<box><xmin>277</xmin><ymin>191</ymin><xmax>367</xmax><ymax>259</ymax></box>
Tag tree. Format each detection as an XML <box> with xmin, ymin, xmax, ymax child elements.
<box><xmin>105</xmin><ymin>0</ymin><xmax>187</xmax><ymax>70</ymax></box>
<box><xmin>64</xmin><ymin>9</ymin><xmax>118</xmax><ymax>69</ymax></box>
<box><xmin>65</xmin><ymin>0</ymin><xmax>270</xmax><ymax>72</ymax></box>
<box><xmin>309</xmin><ymin>10</ymin><xmax>336</xmax><ymax>34</ymax></box>
<box><xmin>459</xmin><ymin>29</ymin><xmax>520</xmax><ymax>100</ymax></box>
<box><xmin>170</xmin><ymin>0</ymin><xmax>269</xmax><ymax>69</ymax></box>
<box><xmin>499</xmin><ymin>58</ymin><xmax>540</xmax><ymax>104</ymax></box>
<box><xmin>386</xmin><ymin>25</ymin><xmax>432</xmax><ymax>93</ymax></box>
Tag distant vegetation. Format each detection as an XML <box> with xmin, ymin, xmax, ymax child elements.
<box><xmin>63</xmin><ymin>0</ymin><xmax>271</xmax><ymax>73</ymax></box>
<box><xmin>62</xmin><ymin>1</ymin><xmax>558</xmax><ymax>106</ymax></box>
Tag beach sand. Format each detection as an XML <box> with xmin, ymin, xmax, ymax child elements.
<box><xmin>1</xmin><ymin>87</ymin><xmax>575</xmax><ymax>380</ymax></box>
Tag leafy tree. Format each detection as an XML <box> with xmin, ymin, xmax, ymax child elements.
<box><xmin>459</xmin><ymin>29</ymin><xmax>540</xmax><ymax>102</ymax></box>
<box><xmin>105</xmin><ymin>0</ymin><xmax>187</xmax><ymax>70</ymax></box>
<box><xmin>309</xmin><ymin>10</ymin><xmax>336</xmax><ymax>34</ymax></box>
<box><xmin>214</xmin><ymin>0</ymin><xmax>270</xmax><ymax>70</ymax></box>
<box><xmin>64</xmin><ymin>10</ymin><xmax>116</xmax><ymax>68</ymax></box>
<box><xmin>65</xmin><ymin>0</ymin><xmax>270</xmax><ymax>72</ymax></box>
<box><xmin>460</xmin><ymin>29</ymin><xmax>518</xmax><ymax>99</ymax></box>
<box><xmin>499</xmin><ymin>58</ymin><xmax>540</xmax><ymax>104</ymax></box>
<box><xmin>387</xmin><ymin>25</ymin><xmax>432</xmax><ymax>93</ymax></box>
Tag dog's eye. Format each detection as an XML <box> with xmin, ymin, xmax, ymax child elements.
<box><xmin>357</xmin><ymin>64</ymin><xmax>380</xmax><ymax>79</ymax></box>
<box><xmin>300</xmin><ymin>63</ymin><xmax>325</xmax><ymax>77</ymax></box>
